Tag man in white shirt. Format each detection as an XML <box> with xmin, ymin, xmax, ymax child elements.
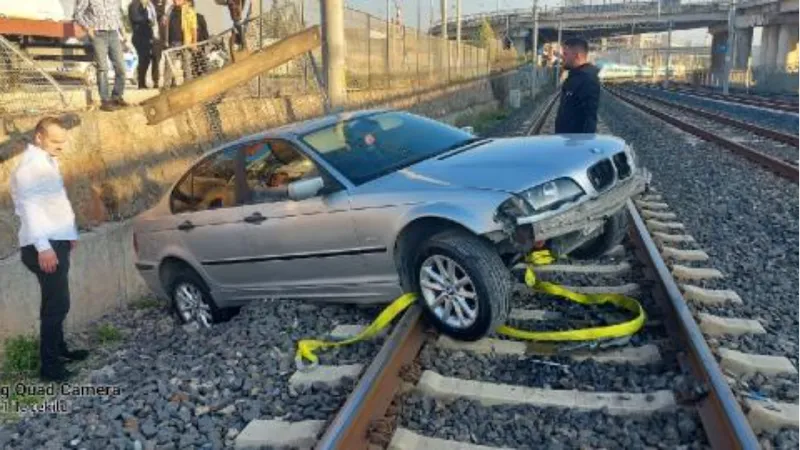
<box><xmin>10</xmin><ymin>117</ymin><xmax>89</xmax><ymax>382</ymax></box>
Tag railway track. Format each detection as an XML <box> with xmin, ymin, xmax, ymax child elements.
<box><xmin>657</xmin><ymin>85</ymin><xmax>798</xmax><ymax>114</ymax></box>
<box><xmin>226</xmin><ymin>92</ymin><xmax>798</xmax><ymax>450</ymax></box>
<box><xmin>605</xmin><ymin>87</ymin><xmax>799</xmax><ymax>184</ymax></box>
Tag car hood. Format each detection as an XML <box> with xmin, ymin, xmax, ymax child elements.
<box><xmin>398</xmin><ymin>134</ymin><xmax>627</xmax><ymax>193</ymax></box>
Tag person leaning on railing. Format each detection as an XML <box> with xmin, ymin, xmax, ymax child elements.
<box><xmin>162</xmin><ymin>0</ymin><xmax>210</xmax><ymax>85</ymax></box>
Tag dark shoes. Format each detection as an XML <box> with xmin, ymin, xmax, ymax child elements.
<box><xmin>39</xmin><ymin>348</ymin><xmax>87</xmax><ymax>382</ymax></box>
<box><xmin>99</xmin><ymin>97</ymin><xmax>130</xmax><ymax>112</ymax></box>
<box><xmin>40</xmin><ymin>366</ymin><xmax>75</xmax><ymax>383</ymax></box>
<box><xmin>61</xmin><ymin>349</ymin><xmax>89</xmax><ymax>362</ymax></box>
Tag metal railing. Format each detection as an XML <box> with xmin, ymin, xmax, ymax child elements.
<box><xmin>0</xmin><ymin>35</ymin><xmax>76</xmax><ymax>118</ymax></box>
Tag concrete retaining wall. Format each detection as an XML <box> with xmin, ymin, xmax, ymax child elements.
<box><xmin>0</xmin><ymin>68</ymin><xmax>534</xmax><ymax>349</ymax></box>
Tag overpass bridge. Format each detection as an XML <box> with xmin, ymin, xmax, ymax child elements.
<box><xmin>429</xmin><ymin>0</ymin><xmax>798</xmax><ymax>71</ymax></box>
<box><xmin>431</xmin><ymin>1</ymin><xmax>729</xmax><ymax>41</ymax></box>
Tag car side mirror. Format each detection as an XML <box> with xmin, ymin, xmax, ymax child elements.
<box><xmin>288</xmin><ymin>176</ymin><xmax>325</xmax><ymax>201</ymax></box>
<box><xmin>461</xmin><ymin>126</ymin><xmax>475</xmax><ymax>134</ymax></box>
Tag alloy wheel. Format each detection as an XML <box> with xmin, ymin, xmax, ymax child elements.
<box><xmin>174</xmin><ymin>282</ymin><xmax>213</xmax><ymax>328</ymax></box>
<box><xmin>419</xmin><ymin>254</ymin><xmax>479</xmax><ymax>329</ymax></box>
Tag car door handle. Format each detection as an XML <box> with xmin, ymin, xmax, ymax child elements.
<box><xmin>177</xmin><ymin>220</ymin><xmax>195</xmax><ymax>231</ymax></box>
<box><xmin>244</xmin><ymin>212</ymin><xmax>267</xmax><ymax>224</ymax></box>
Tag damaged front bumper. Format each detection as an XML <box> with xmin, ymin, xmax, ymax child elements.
<box><xmin>515</xmin><ymin>167</ymin><xmax>651</xmax><ymax>242</ymax></box>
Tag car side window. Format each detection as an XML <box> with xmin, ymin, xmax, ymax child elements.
<box><xmin>242</xmin><ymin>139</ymin><xmax>320</xmax><ymax>205</ymax></box>
<box><xmin>170</xmin><ymin>146</ymin><xmax>241</xmax><ymax>214</ymax></box>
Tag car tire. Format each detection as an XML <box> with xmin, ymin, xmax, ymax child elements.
<box><xmin>413</xmin><ymin>230</ymin><xmax>512</xmax><ymax>341</ymax></box>
<box><xmin>167</xmin><ymin>268</ymin><xmax>237</xmax><ymax>327</ymax></box>
<box><xmin>569</xmin><ymin>209</ymin><xmax>629</xmax><ymax>260</ymax></box>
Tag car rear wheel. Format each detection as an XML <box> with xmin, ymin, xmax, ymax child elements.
<box><xmin>414</xmin><ymin>230</ymin><xmax>512</xmax><ymax>341</ymax></box>
<box><xmin>168</xmin><ymin>268</ymin><xmax>235</xmax><ymax>327</ymax></box>
<box><xmin>569</xmin><ymin>209</ymin><xmax>629</xmax><ymax>260</ymax></box>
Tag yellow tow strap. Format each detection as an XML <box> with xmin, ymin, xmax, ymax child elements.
<box><xmin>294</xmin><ymin>250</ymin><xmax>646</xmax><ymax>369</ymax></box>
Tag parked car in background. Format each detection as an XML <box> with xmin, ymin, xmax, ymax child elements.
<box><xmin>132</xmin><ymin>109</ymin><xmax>648</xmax><ymax>341</ymax></box>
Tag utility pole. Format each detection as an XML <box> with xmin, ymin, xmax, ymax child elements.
<box><xmin>456</xmin><ymin>0</ymin><xmax>462</xmax><ymax>74</ymax></box>
<box><xmin>555</xmin><ymin>19</ymin><xmax>563</xmax><ymax>83</ymax></box>
<box><xmin>321</xmin><ymin>0</ymin><xmax>346</xmax><ymax>109</ymax></box>
<box><xmin>663</xmin><ymin>20</ymin><xmax>672</xmax><ymax>88</ymax></box>
<box><xmin>386</xmin><ymin>0</ymin><xmax>391</xmax><ymax>88</ymax></box>
<box><xmin>441</xmin><ymin>0</ymin><xmax>448</xmax><ymax>79</ymax></box>
<box><xmin>722</xmin><ymin>0</ymin><xmax>736</xmax><ymax>95</ymax></box>
<box><xmin>532</xmin><ymin>0</ymin><xmax>539</xmax><ymax>95</ymax></box>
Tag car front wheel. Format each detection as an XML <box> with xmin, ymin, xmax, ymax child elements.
<box><xmin>414</xmin><ymin>230</ymin><xmax>512</xmax><ymax>341</ymax></box>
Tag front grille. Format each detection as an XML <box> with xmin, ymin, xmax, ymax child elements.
<box><xmin>612</xmin><ymin>152</ymin><xmax>632</xmax><ymax>180</ymax></box>
<box><xmin>587</xmin><ymin>159</ymin><xmax>615</xmax><ymax>191</ymax></box>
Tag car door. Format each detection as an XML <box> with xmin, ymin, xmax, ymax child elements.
<box><xmin>168</xmin><ymin>144</ymin><xmax>252</xmax><ymax>292</ymax></box>
<box><xmin>230</xmin><ymin>138</ymin><xmax>376</xmax><ymax>300</ymax></box>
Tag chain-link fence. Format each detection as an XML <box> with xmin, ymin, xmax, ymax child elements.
<box><xmin>0</xmin><ymin>35</ymin><xmax>78</xmax><ymax>118</ymax></box>
<box><xmin>161</xmin><ymin>2</ymin><xmax>520</xmax><ymax>98</ymax></box>
<box><xmin>343</xmin><ymin>7</ymin><xmax>519</xmax><ymax>92</ymax></box>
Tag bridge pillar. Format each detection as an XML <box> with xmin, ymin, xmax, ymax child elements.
<box><xmin>760</xmin><ymin>25</ymin><xmax>780</xmax><ymax>68</ymax></box>
<box><xmin>710</xmin><ymin>30</ymin><xmax>729</xmax><ymax>80</ymax></box>
<box><xmin>513</xmin><ymin>37</ymin><xmax>527</xmax><ymax>58</ymax></box>
<box><xmin>733</xmin><ymin>27</ymin><xmax>752</xmax><ymax>70</ymax></box>
<box><xmin>775</xmin><ymin>23</ymin><xmax>799</xmax><ymax>70</ymax></box>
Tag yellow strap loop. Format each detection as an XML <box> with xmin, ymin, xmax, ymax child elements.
<box><xmin>295</xmin><ymin>293</ymin><xmax>417</xmax><ymax>370</ymax></box>
<box><xmin>294</xmin><ymin>250</ymin><xmax>646</xmax><ymax>368</ymax></box>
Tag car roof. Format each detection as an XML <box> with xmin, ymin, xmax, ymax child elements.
<box><xmin>224</xmin><ymin>108</ymin><xmax>395</xmax><ymax>147</ymax></box>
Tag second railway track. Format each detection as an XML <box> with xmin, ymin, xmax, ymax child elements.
<box><xmin>297</xmin><ymin>93</ymin><xmax>795</xmax><ymax>450</ymax></box>
<box><xmin>605</xmin><ymin>86</ymin><xmax>799</xmax><ymax>184</ymax></box>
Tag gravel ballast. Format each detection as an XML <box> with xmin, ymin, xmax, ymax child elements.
<box><xmin>0</xmin><ymin>300</ymin><xmax>388</xmax><ymax>450</ymax></box>
<box><xmin>398</xmin><ymin>394</ymin><xmax>710</xmax><ymax>450</ymax></box>
<box><xmin>599</xmin><ymin>91</ymin><xmax>798</xmax><ymax>447</ymax></box>
<box><xmin>417</xmin><ymin>344</ymin><xmax>684</xmax><ymax>393</ymax></box>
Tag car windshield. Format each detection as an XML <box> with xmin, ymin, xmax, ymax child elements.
<box><xmin>299</xmin><ymin>111</ymin><xmax>478</xmax><ymax>185</ymax></box>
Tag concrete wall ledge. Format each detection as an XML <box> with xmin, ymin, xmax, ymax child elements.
<box><xmin>0</xmin><ymin>220</ymin><xmax>147</xmax><ymax>350</ymax></box>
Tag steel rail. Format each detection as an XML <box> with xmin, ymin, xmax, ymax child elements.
<box><xmin>607</xmin><ymin>87</ymin><xmax>799</xmax><ymax>183</ymax></box>
<box><xmin>313</xmin><ymin>306</ymin><xmax>425</xmax><ymax>450</ymax></box>
<box><xmin>526</xmin><ymin>90</ymin><xmax>561</xmax><ymax>136</ymax></box>
<box><xmin>619</xmin><ymin>87</ymin><xmax>799</xmax><ymax>147</ymax></box>
<box><xmin>626</xmin><ymin>201</ymin><xmax>761</xmax><ymax>450</ymax></box>
<box><xmin>665</xmin><ymin>85</ymin><xmax>798</xmax><ymax>113</ymax></box>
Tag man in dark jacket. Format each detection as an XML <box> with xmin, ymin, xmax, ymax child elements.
<box><xmin>129</xmin><ymin>0</ymin><xmax>158</xmax><ymax>88</ymax></box>
<box><xmin>554</xmin><ymin>37</ymin><xmax>601</xmax><ymax>134</ymax></box>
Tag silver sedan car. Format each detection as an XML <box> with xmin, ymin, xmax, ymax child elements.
<box><xmin>132</xmin><ymin>108</ymin><xmax>648</xmax><ymax>341</ymax></box>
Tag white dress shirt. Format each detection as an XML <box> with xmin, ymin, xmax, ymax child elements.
<box><xmin>10</xmin><ymin>144</ymin><xmax>79</xmax><ymax>252</ymax></box>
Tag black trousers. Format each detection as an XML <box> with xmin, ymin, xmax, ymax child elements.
<box><xmin>134</xmin><ymin>39</ymin><xmax>153</xmax><ymax>88</ymax></box>
<box><xmin>151</xmin><ymin>40</ymin><xmax>163</xmax><ymax>87</ymax></box>
<box><xmin>21</xmin><ymin>240</ymin><xmax>71</xmax><ymax>374</ymax></box>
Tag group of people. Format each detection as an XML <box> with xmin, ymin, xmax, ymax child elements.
<box><xmin>73</xmin><ymin>0</ymin><xmax>252</xmax><ymax>112</ymax></box>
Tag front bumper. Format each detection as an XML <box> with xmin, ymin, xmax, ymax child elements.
<box><xmin>515</xmin><ymin>167</ymin><xmax>650</xmax><ymax>241</ymax></box>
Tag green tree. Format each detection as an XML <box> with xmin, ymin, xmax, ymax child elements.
<box><xmin>477</xmin><ymin>18</ymin><xmax>496</xmax><ymax>49</ymax></box>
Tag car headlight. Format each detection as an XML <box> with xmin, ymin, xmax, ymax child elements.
<box><xmin>520</xmin><ymin>178</ymin><xmax>585</xmax><ymax>213</ymax></box>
